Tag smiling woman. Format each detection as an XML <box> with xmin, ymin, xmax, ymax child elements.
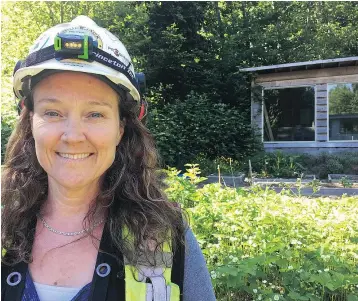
<box><xmin>31</xmin><ymin>72</ymin><xmax>122</xmax><ymax>190</ymax></box>
<box><xmin>1</xmin><ymin>16</ymin><xmax>215</xmax><ymax>301</ymax></box>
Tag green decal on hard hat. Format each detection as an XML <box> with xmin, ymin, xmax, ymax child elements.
<box><xmin>54</xmin><ymin>36</ymin><xmax>62</xmax><ymax>51</ymax></box>
<box><xmin>78</xmin><ymin>35</ymin><xmax>89</xmax><ymax>60</ymax></box>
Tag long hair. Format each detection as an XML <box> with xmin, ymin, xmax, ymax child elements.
<box><xmin>1</xmin><ymin>79</ymin><xmax>188</xmax><ymax>269</ymax></box>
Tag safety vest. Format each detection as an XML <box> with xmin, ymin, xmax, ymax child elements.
<box><xmin>1</xmin><ymin>216</ymin><xmax>185</xmax><ymax>301</ymax></box>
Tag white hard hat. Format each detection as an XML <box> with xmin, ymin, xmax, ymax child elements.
<box><xmin>13</xmin><ymin>15</ymin><xmax>141</xmax><ymax>102</ymax></box>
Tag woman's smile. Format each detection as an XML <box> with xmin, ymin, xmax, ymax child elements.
<box><xmin>56</xmin><ymin>152</ymin><xmax>94</xmax><ymax>160</ymax></box>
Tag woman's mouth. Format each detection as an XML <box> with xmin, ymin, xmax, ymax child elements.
<box><xmin>56</xmin><ymin>152</ymin><xmax>94</xmax><ymax>160</ymax></box>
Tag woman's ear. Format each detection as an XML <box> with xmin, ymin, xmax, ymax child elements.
<box><xmin>29</xmin><ymin>111</ymin><xmax>34</xmax><ymax>132</ymax></box>
<box><xmin>117</xmin><ymin>118</ymin><xmax>126</xmax><ymax>146</ymax></box>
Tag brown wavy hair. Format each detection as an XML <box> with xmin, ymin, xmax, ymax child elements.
<box><xmin>1</xmin><ymin>75</ymin><xmax>188</xmax><ymax>269</ymax></box>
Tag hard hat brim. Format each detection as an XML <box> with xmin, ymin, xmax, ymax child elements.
<box><xmin>13</xmin><ymin>58</ymin><xmax>140</xmax><ymax>101</ymax></box>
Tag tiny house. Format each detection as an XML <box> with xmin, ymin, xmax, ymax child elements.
<box><xmin>240</xmin><ymin>57</ymin><xmax>358</xmax><ymax>154</ymax></box>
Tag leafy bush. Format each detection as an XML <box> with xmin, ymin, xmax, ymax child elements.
<box><xmin>164</xmin><ymin>166</ymin><xmax>358</xmax><ymax>301</ymax></box>
<box><xmin>1</xmin><ymin>120</ymin><xmax>14</xmax><ymax>163</ymax></box>
<box><xmin>250</xmin><ymin>151</ymin><xmax>305</xmax><ymax>178</ymax></box>
<box><xmin>186</xmin><ymin>150</ymin><xmax>358</xmax><ymax>179</ymax></box>
<box><xmin>298</xmin><ymin>152</ymin><xmax>358</xmax><ymax>179</ymax></box>
<box><xmin>192</xmin><ymin>153</ymin><xmax>243</xmax><ymax>176</ymax></box>
<box><xmin>246</xmin><ymin>151</ymin><xmax>358</xmax><ymax>179</ymax></box>
<box><xmin>148</xmin><ymin>92</ymin><xmax>262</xmax><ymax>168</ymax></box>
<box><xmin>1</xmin><ymin>77</ymin><xmax>18</xmax><ymax>164</ymax></box>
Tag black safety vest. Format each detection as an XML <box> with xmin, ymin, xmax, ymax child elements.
<box><xmin>1</xmin><ymin>218</ymin><xmax>185</xmax><ymax>301</ymax></box>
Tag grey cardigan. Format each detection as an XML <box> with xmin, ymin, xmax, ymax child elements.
<box><xmin>183</xmin><ymin>228</ymin><xmax>216</xmax><ymax>301</ymax></box>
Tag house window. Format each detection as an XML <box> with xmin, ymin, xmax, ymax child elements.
<box><xmin>328</xmin><ymin>83</ymin><xmax>358</xmax><ymax>141</ymax></box>
<box><xmin>263</xmin><ymin>86</ymin><xmax>315</xmax><ymax>141</ymax></box>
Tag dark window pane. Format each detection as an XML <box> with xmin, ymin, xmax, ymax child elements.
<box><xmin>328</xmin><ymin>83</ymin><xmax>358</xmax><ymax>141</ymax></box>
<box><xmin>263</xmin><ymin>87</ymin><xmax>315</xmax><ymax>141</ymax></box>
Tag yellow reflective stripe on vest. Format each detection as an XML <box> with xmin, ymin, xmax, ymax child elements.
<box><xmin>169</xmin><ymin>282</ymin><xmax>180</xmax><ymax>301</ymax></box>
<box><xmin>125</xmin><ymin>265</ymin><xmax>148</xmax><ymax>300</ymax></box>
<box><xmin>163</xmin><ymin>267</ymin><xmax>171</xmax><ymax>285</ymax></box>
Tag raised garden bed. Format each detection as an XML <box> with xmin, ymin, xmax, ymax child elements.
<box><xmin>201</xmin><ymin>174</ymin><xmax>245</xmax><ymax>186</ymax></box>
<box><xmin>327</xmin><ymin>174</ymin><xmax>358</xmax><ymax>188</ymax></box>
<box><xmin>251</xmin><ymin>174</ymin><xmax>316</xmax><ymax>184</ymax></box>
<box><xmin>328</xmin><ymin>174</ymin><xmax>358</xmax><ymax>182</ymax></box>
<box><xmin>269</xmin><ymin>187</ymin><xmax>358</xmax><ymax>196</ymax></box>
<box><xmin>201</xmin><ymin>174</ymin><xmax>358</xmax><ymax>196</ymax></box>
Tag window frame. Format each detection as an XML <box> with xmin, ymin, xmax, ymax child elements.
<box><xmin>262</xmin><ymin>85</ymin><xmax>317</xmax><ymax>143</ymax></box>
<box><xmin>327</xmin><ymin>82</ymin><xmax>358</xmax><ymax>142</ymax></box>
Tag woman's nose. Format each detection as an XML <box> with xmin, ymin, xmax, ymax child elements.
<box><xmin>61</xmin><ymin>118</ymin><xmax>86</xmax><ymax>143</ymax></box>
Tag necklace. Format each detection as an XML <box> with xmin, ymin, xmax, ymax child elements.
<box><xmin>37</xmin><ymin>214</ymin><xmax>105</xmax><ymax>236</ymax></box>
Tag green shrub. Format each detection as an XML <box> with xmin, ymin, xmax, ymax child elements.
<box><xmin>1</xmin><ymin>120</ymin><xmax>14</xmax><ymax>163</ymax></box>
<box><xmin>148</xmin><ymin>92</ymin><xmax>262</xmax><ymax>168</ymax></box>
<box><xmin>299</xmin><ymin>152</ymin><xmax>358</xmax><ymax>179</ymax></box>
<box><xmin>192</xmin><ymin>153</ymin><xmax>243</xmax><ymax>176</ymax></box>
<box><xmin>247</xmin><ymin>151</ymin><xmax>358</xmax><ymax>179</ymax></box>
<box><xmin>164</xmin><ymin>166</ymin><xmax>358</xmax><ymax>301</ymax></box>
<box><xmin>250</xmin><ymin>151</ymin><xmax>305</xmax><ymax>178</ymax></box>
<box><xmin>1</xmin><ymin>77</ymin><xmax>18</xmax><ymax>164</ymax></box>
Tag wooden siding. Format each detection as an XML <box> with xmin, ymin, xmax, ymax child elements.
<box><xmin>251</xmin><ymin>82</ymin><xmax>263</xmax><ymax>139</ymax></box>
<box><xmin>259</xmin><ymin>74</ymin><xmax>358</xmax><ymax>88</ymax></box>
<box><xmin>256</xmin><ymin>66</ymin><xmax>358</xmax><ymax>84</ymax></box>
<box><xmin>315</xmin><ymin>84</ymin><xmax>328</xmax><ymax>142</ymax></box>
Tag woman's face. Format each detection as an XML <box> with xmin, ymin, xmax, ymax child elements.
<box><xmin>31</xmin><ymin>71</ymin><xmax>123</xmax><ymax>190</ymax></box>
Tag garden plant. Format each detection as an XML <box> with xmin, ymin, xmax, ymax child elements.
<box><xmin>164</xmin><ymin>165</ymin><xmax>358</xmax><ymax>301</ymax></box>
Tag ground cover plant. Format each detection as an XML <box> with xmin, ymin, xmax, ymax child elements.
<box><xmin>164</xmin><ymin>166</ymin><xmax>358</xmax><ymax>301</ymax></box>
<box><xmin>193</xmin><ymin>151</ymin><xmax>358</xmax><ymax>180</ymax></box>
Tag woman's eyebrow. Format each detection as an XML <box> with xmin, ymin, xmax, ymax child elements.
<box><xmin>37</xmin><ymin>98</ymin><xmax>62</xmax><ymax>105</ymax></box>
<box><xmin>87</xmin><ymin>100</ymin><xmax>113</xmax><ymax>109</ymax></box>
<box><xmin>36</xmin><ymin>98</ymin><xmax>113</xmax><ymax>109</ymax></box>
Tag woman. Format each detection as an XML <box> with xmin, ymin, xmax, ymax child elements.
<box><xmin>2</xmin><ymin>16</ymin><xmax>216</xmax><ymax>301</ymax></box>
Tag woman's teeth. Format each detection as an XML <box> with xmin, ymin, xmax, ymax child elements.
<box><xmin>58</xmin><ymin>153</ymin><xmax>91</xmax><ymax>159</ymax></box>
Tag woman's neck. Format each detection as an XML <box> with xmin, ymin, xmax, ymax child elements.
<box><xmin>40</xmin><ymin>177</ymin><xmax>105</xmax><ymax>228</ymax></box>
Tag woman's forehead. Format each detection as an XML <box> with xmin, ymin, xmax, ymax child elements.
<box><xmin>33</xmin><ymin>71</ymin><xmax>119</xmax><ymax>103</ymax></box>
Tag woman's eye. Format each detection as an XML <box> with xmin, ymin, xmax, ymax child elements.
<box><xmin>89</xmin><ymin>112</ymin><xmax>104</xmax><ymax>118</ymax></box>
<box><xmin>45</xmin><ymin>111</ymin><xmax>60</xmax><ymax>117</ymax></box>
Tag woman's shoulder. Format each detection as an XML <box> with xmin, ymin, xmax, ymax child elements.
<box><xmin>183</xmin><ymin>226</ymin><xmax>216</xmax><ymax>301</ymax></box>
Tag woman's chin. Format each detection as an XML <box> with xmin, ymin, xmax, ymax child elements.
<box><xmin>48</xmin><ymin>173</ymin><xmax>98</xmax><ymax>190</ymax></box>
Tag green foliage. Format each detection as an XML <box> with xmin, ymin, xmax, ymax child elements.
<box><xmin>1</xmin><ymin>121</ymin><xmax>14</xmax><ymax>164</ymax></box>
<box><xmin>192</xmin><ymin>154</ymin><xmax>243</xmax><ymax>176</ymax></box>
<box><xmin>340</xmin><ymin>177</ymin><xmax>353</xmax><ymax>189</ymax></box>
<box><xmin>3</xmin><ymin>1</ymin><xmax>358</xmax><ymax>171</ymax></box>
<box><xmin>164</xmin><ymin>165</ymin><xmax>358</xmax><ymax>300</ymax></box>
<box><xmin>307</xmin><ymin>179</ymin><xmax>321</xmax><ymax>194</ymax></box>
<box><xmin>1</xmin><ymin>77</ymin><xmax>18</xmax><ymax>164</ymax></box>
<box><xmin>253</xmin><ymin>151</ymin><xmax>305</xmax><ymax>178</ymax></box>
<box><xmin>246</xmin><ymin>151</ymin><xmax>358</xmax><ymax>179</ymax></box>
<box><xmin>299</xmin><ymin>152</ymin><xmax>358</xmax><ymax>179</ymax></box>
<box><xmin>182</xmin><ymin>151</ymin><xmax>358</xmax><ymax>179</ymax></box>
<box><xmin>148</xmin><ymin>92</ymin><xmax>262</xmax><ymax>168</ymax></box>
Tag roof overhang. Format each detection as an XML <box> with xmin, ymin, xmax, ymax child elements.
<box><xmin>240</xmin><ymin>57</ymin><xmax>358</xmax><ymax>74</ymax></box>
